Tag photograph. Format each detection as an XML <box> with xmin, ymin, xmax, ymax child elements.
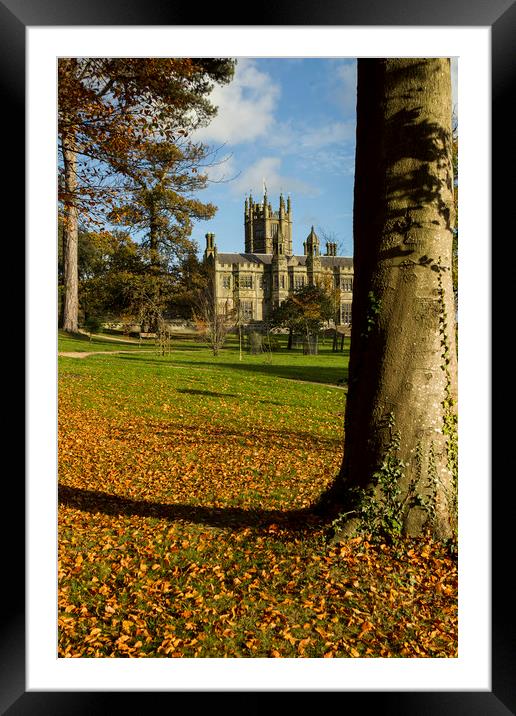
<box><xmin>57</xmin><ymin>55</ymin><xmax>459</xmax><ymax>661</ymax></box>
<box><xmin>10</xmin><ymin>6</ymin><xmax>508</xmax><ymax>711</ymax></box>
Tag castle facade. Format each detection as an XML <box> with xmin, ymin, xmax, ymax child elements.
<box><xmin>204</xmin><ymin>192</ymin><xmax>354</xmax><ymax>326</ymax></box>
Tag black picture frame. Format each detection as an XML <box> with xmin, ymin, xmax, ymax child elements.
<box><xmin>9</xmin><ymin>0</ymin><xmax>506</xmax><ymax>712</ymax></box>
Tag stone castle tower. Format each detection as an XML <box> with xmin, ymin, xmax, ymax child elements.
<box><xmin>244</xmin><ymin>191</ymin><xmax>293</xmax><ymax>255</ymax></box>
<box><xmin>203</xmin><ymin>191</ymin><xmax>354</xmax><ymax>325</ymax></box>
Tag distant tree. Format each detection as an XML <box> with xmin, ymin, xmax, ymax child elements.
<box><xmin>108</xmin><ymin>139</ymin><xmax>218</xmax><ymax>274</ymax></box>
<box><xmin>318</xmin><ymin>59</ymin><xmax>457</xmax><ymax>542</ymax></box>
<box><xmin>58</xmin><ymin>58</ymin><xmax>235</xmax><ymax>333</ymax></box>
<box><xmin>167</xmin><ymin>249</ymin><xmax>210</xmax><ymax>320</ymax></box>
<box><xmin>192</xmin><ymin>281</ymin><xmax>235</xmax><ymax>357</ymax></box>
<box><xmin>76</xmin><ymin>232</ymin><xmax>150</xmax><ymax>325</ymax></box>
<box><xmin>269</xmin><ymin>284</ymin><xmax>334</xmax><ymax>352</ymax></box>
<box><xmin>268</xmin><ymin>296</ymin><xmax>300</xmax><ymax>349</ymax></box>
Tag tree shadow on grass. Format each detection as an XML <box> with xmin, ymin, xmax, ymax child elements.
<box><xmin>174</xmin><ymin>389</ymin><xmax>284</xmax><ymax>406</ymax></box>
<box><xmin>58</xmin><ymin>484</ymin><xmax>325</xmax><ymax>536</ymax></box>
<box><xmin>116</xmin><ymin>353</ymin><xmax>348</xmax><ymax>387</ymax></box>
<box><xmin>176</xmin><ymin>388</ymin><xmax>239</xmax><ymax>398</ymax></box>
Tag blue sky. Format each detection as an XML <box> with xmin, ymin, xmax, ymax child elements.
<box><xmin>190</xmin><ymin>57</ymin><xmax>458</xmax><ymax>259</ymax></box>
<box><xmin>191</xmin><ymin>58</ymin><xmax>358</xmax><ymax>258</ymax></box>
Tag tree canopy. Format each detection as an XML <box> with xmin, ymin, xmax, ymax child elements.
<box><xmin>269</xmin><ymin>284</ymin><xmax>334</xmax><ymax>336</ymax></box>
<box><xmin>58</xmin><ymin>57</ymin><xmax>235</xmax><ymax>333</ymax></box>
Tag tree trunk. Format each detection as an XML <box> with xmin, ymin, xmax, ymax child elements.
<box><xmin>149</xmin><ymin>201</ymin><xmax>160</xmax><ymax>272</ymax></box>
<box><xmin>324</xmin><ymin>59</ymin><xmax>457</xmax><ymax>540</ymax></box>
<box><xmin>61</xmin><ymin>135</ymin><xmax>79</xmax><ymax>333</ymax></box>
<box><xmin>287</xmin><ymin>327</ymin><xmax>293</xmax><ymax>350</ymax></box>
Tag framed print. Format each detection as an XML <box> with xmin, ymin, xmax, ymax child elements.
<box><xmin>8</xmin><ymin>0</ymin><xmax>509</xmax><ymax>712</ymax></box>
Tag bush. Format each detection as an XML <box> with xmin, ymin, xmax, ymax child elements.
<box><xmin>83</xmin><ymin>316</ymin><xmax>104</xmax><ymax>334</ymax></box>
<box><xmin>264</xmin><ymin>335</ymin><xmax>281</xmax><ymax>352</ymax></box>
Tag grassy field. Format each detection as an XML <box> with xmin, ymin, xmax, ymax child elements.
<box><xmin>58</xmin><ymin>331</ymin><xmax>457</xmax><ymax>658</ymax></box>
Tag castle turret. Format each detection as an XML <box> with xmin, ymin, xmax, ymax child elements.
<box><xmin>305</xmin><ymin>226</ymin><xmax>321</xmax><ymax>285</ymax></box>
<box><xmin>272</xmin><ymin>226</ymin><xmax>288</xmax><ymax>306</ymax></box>
<box><xmin>245</xmin><ymin>196</ymin><xmax>254</xmax><ymax>252</ymax></box>
<box><xmin>279</xmin><ymin>193</ymin><xmax>286</xmax><ymax>251</ymax></box>
<box><xmin>204</xmin><ymin>232</ymin><xmax>217</xmax><ymax>260</ymax></box>
<box><xmin>286</xmin><ymin>194</ymin><xmax>293</xmax><ymax>254</ymax></box>
<box><xmin>306</xmin><ymin>226</ymin><xmax>320</xmax><ymax>257</ymax></box>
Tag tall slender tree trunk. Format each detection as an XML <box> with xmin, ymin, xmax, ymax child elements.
<box><xmin>146</xmin><ymin>200</ymin><xmax>162</xmax><ymax>333</ymax></box>
<box><xmin>322</xmin><ymin>59</ymin><xmax>457</xmax><ymax>540</ymax></box>
<box><xmin>61</xmin><ymin>135</ymin><xmax>79</xmax><ymax>333</ymax></box>
<box><xmin>149</xmin><ymin>201</ymin><xmax>160</xmax><ymax>272</ymax></box>
<box><xmin>287</xmin><ymin>326</ymin><xmax>293</xmax><ymax>350</ymax></box>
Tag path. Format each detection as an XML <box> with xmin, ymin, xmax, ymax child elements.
<box><xmin>58</xmin><ymin>350</ymin><xmax>153</xmax><ymax>359</ymax></box>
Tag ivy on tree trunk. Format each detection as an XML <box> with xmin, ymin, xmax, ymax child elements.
<box><xmin>320</xmin><ymin>59</ymin><xmax>458</xmax><ymax>541</ymax></box>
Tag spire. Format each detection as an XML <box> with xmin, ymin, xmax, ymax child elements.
<box><xmin>306</xmin><ymin>226</ymin><xmax>320</xmax><ymax>257</ymax></box>
<box><xmin>279</xmin><ymin>193</ymin><xmax>286</xmax><ymax>218</ymax></box>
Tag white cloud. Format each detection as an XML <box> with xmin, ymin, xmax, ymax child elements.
<box><xmin>268</xmin><ymin>119</ymin><xmax>354</xmax><ymax>152</ymax></box>
<box><xmin>265</xmin><ymin>118</ymin><xmax>355</xmax><ymax>177</ymax></box>
<box><xmin>229</xmin><ymin>157</ymin><xmax>318</xmax><ymax>197</ymax></box>
<box><xmin>194</xmin><ymin>59</ymin><xmax>280</xmax><ymax>145</ymax></box>
<box><xmin>302</xmin><ymin>120</ymin><xmax>355</xmax><ymax>149</ymax></box>
<box><xmin>297</xmin><ymin>148</ymin><xmax>355</xmax><ymax>176</ymax></box>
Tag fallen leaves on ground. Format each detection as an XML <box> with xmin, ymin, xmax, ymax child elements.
<box><xmin>58</xmin><ymin>359</ymin><xmax>457</xmax><ymax>658</ymax></box>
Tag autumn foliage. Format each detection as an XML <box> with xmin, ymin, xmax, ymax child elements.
<box><xmin>58</xmin><ymin>336</ymin><xmax>457</xmax><ymax>658</ymax></box>
<box><xmin>58</xmin><ymin>57</ymin><xmax>235</xmax><ymax>332</ymax></box>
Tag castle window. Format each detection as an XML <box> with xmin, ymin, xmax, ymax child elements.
<box><xmin>280</xmin><ymin>275</ymin><xmax>285</xmax><ymax>289</ymax></box>
<box><xmin>241</xmin><ymin>301</ymin><xmax>253</xmax><ymax>321</ymax></box>
<box><xmin>294</xmin><ymin>275</ymin><xmax>305</xmax><ymax>289</ymax></box>
<box><xmin>240</xmin><ymin>274</ymin><xmax>253</xmax><ymax>289</ymax></box>
<box><xmin>221</xmin><ymin>274</ymin><xmax>231</xmax><ymax>289</ymax></box>
<box><xmin>341</xmin><ymin>302</ymin><xmax>352</xmax><ymax>325</ymax></box>
<box><xmin>342</xmin><ymin>278</ymin><xmax>353</xmax><ymax>292</ymax></box>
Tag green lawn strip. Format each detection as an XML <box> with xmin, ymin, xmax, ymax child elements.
<box><xmin>58</xmin><ymin>346</ymin><xmax>346</xmax><ymax>435</ymax></box>
<box><xmin>58</xmin><ymin>330</ymin><xmax>144</xmax><ymax>353</ymax></box>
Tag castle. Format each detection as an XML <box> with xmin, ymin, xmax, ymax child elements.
<box><xmin>203</xmin><ymin>191</ymin><xmax>354</xmax><ymax>326</ymax></box>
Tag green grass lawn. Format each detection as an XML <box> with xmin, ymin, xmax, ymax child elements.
<box><xmin>58</xmin><ymin>329</ymin><xmax>143</xmax><ymax>352</ymax></box>
<box><xmin>58</xmin><ymin>333</ymin><xmax>457</xmax><ymax>658</ymax></box>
